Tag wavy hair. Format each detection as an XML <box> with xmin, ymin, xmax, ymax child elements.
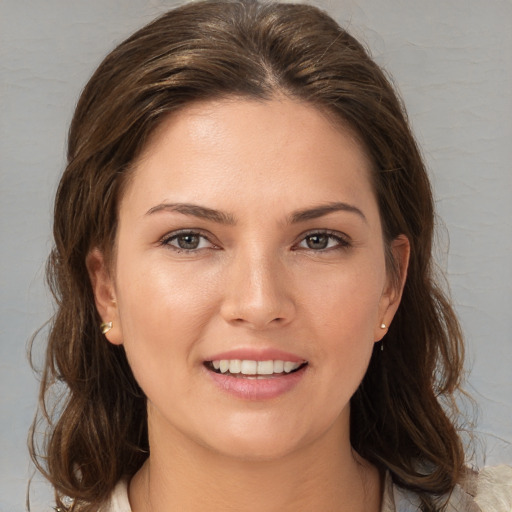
<box><xmin>30</xmin><ymin>1</ymin><xmax>467</xmax><ymax>510</ymax></box>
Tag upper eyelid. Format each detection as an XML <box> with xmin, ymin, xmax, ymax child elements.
<box><xmin>291</xmin><ymin>230</ymin><xmax>352</xmax><ymax>252</ymax></box>
<box><xmin>161</xmin><ymin>228</ymin><xmax>211</xmax><ymax>238</ymax></box>
<box><xmin>160</xmin><ymin>229</ymin><xmax>215</xmax><ymax>245</ymax></box>
<box><xmin>296</xmin><ymin>229</ymin><xmax>351</xmax><ymax>242</ymax></box>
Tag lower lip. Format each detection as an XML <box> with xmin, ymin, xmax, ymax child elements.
<box><xmin>205</xmin><ymin>366</ymin><xmax>307</xmax><ymax>400</ymax></box>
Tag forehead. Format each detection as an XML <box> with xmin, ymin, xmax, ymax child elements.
<box><xmin>121</xmin><ymin>96</ymin><xmax>377</xmax><ymax>220</ymax></box>
<box><xmin>141</xmin><ymin>95</ymin><xmax>371</xmax><ymax>164</ymax></box>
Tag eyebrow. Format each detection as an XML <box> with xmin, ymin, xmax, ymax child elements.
<box><xmin>146</xmin><ymin>201</ymin><xmax>367</xmax><ymax>225</ymax></box>
<box><xmin>289</xmin><ymin>202</ymin><xmax>367</xmax><ymax>224</ymax></box>
<box><xmin>146</xmin><ymin>203</ymin><xmax>236</xmax><ymax>225</ymax></box>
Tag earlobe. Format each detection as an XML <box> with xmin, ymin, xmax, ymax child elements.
<box><xmin>374</xmin><ymin>234</ymin><xmax>410</xmax><ymax>342</ymax></box>
<box><xmin>86</xmin><ymin>248</ymin><xmax>123</xmax><ymax>345</ymax></box>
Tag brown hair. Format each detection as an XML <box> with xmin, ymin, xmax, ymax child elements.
<box><xmin>30</xmin><ymin>1</ymin><xmax>467</xmax><ymax>510</ymax></box>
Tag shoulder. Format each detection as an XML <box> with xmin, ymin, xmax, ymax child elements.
<box><xmin>98</xmin><ymin>479</ymin><xmax>131</xmax><ymax>512</ymax></box>
<box><xmin>473</xmin><ymin>465</ymin><xmax>512</xmax><ymax>511</ymax></box>
<box><xmin>382</xmin><ymin>465</ymin><xmax>512</xmax><ymax>512</ymax></box>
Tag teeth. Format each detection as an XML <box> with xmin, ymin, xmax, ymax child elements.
<box><xmin>257</xmin><ymin>360</ymin><xmax>274</xmax><ymax>375</ymax></box>
<box><xmin>240</xmin><ymin>360</ymin><xmax>257</xmax><ymax>375</ymax></box>
<box><xmin>284</xmin><ymin>361</ymin><xmax>297</xmax><ymax>373</ymax></box>
<box><xmin>211</xmin><ymin>359</ymin><xmax>303</xmax><ymax>375</ymax></box>
<box><xmin>273</xmin><ymin>360</ymin><xmax>284</xmax><ymax>373</ymax></box>
<box><xmin>229</xmin><ymin>359</ymin><xmax>241</xmax><ymax>373</ymax></box>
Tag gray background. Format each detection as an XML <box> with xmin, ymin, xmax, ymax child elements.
<box><xmin>1</xmin><ymin>0</ymin><xmax>511</xmax><ymax>510</ymax></box>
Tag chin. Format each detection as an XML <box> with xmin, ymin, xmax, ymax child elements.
<box><xmin>197</xmin><ymin>415</ymin><xmax>327</xmax><ymax>464</ymax></box>
<box><xmin>210</xmin><ymin>436</ymin><xmax>302</xmax><ymax>463</ymax></box>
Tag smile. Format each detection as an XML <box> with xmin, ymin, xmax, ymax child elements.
<box><xmin>206</xmin><ymin>359</ymin><xmax>307</xmax><ymax>378</ymax></box>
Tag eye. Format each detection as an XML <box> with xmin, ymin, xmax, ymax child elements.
<box><xmin>296</xmin><ymin>231</ymin><xmax>350</xmax><ymax>251</ymax></box>
<box><xmin>161</xmin><ymin>230</ymin><xmax>215</xmax><ymax>251</ymax></box>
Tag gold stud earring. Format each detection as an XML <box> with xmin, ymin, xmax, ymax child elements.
<box><xmin>100</xmin><ymin>321</ymin><xmax>113</xmax><ymax>334</ymax></box>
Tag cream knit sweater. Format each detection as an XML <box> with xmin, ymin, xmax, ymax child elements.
<box><xmin>99</xmin><ymin>465</ymin><xmax>512</xmax><ymax>512</ymax></box>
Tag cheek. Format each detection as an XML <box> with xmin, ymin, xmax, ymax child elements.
<box><xmin>113</xmin><ymin>257</ymin><xmax>220</xmax><ymax>383</ymax></box>
<box><xmin>116</xmin><ymin>252</ymin><xmax>216</xmax><ymax>327</ymax></box>
<box><xmin>303</xmin><ymin>261</ymin><xmax>384</xmax><ymax>334</ymax></box>
<box><xmin>288</xmin><ymin>268</ymin><xmax>382</xmax><ymax>442</ymax></box>
<box><xmin>301</xmin><ymin>262</ymin><xmax>384</xmax><ymax>383</ymax></box>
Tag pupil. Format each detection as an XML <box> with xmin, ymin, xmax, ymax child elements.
<box><xmin>307</xmin><ymin>234</ymin><xmax>328</xmax><ymax>249</ymax></box>
<box><xmin>178</xmin><ymin>234</ymin><xmax>200</xmax><ymax>249</ymax></box>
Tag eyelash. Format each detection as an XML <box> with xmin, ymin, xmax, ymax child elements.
<box><xmin>159</xmin><ymin>230</ymin><xmax>217</xmax><ymax>252</ymax></box>
<box><xmin>159</xmin><ymin>229</ymin><xmax>351</xmax><ymax>253</ymax></box>
<box><xmin>294</xmin><ymin>230</ymin><xmax>351</xmax><ymax>252</ymax></box>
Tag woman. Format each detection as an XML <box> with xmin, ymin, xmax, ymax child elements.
<box><xmin>30</xmin><ymin>1</ymin><xmax>511</xmax><ymax>511</ymax></box>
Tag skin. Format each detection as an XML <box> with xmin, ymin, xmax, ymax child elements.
<box><xmin>88</xmin><ymin>96</ymin><xmax>409</xmax><ymax>511</ymax></box>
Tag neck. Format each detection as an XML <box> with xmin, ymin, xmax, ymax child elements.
<box><xmin>129</xmin><ymin>412</ymin><xmax>381</xmax><ymax>512</ymax></box>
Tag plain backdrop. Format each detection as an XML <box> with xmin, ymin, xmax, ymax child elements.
<box><xmin>1</xmin><ymin>0</ymin><xmax>511</xmax><ymax>510</ymax></box>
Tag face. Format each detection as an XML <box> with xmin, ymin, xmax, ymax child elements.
<box><xmin>89</xmin><ymin>97</ymin><xmax>407</xmax><ymax>462</ymax></box>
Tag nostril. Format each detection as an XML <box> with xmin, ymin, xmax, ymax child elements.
<box><xmin>220</xmin><ymin>290</ymin><xmax>296</xmax><ymax>328</ymax></box>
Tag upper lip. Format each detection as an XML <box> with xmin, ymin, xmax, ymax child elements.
<box><xmin>205</xmin><ymin>348</ymin><xmax>306</xmax><ymax>363</ymax></box>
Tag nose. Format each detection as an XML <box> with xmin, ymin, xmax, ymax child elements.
<box><xmin>220</xmin><ymin>249</ymin><xmax>296</xmax><ymax>329</ymax></box>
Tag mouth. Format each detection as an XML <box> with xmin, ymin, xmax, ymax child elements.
<box><xmin>204</xmin><ymin>359</ymin><xmax>308</xmax><ymax>379</ymax></box>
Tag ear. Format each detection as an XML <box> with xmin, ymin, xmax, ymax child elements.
<box><xmin>374</xmin><ymin>234</ymin><xmax>410</xmax><ymax>342</ymax></box>
<box><xmin>86</xmin><ymin>248</ymin><xmax>123</xmax><ymax>345</ymax></box>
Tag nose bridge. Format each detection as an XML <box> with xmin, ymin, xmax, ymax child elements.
<box><xmin>221</xmin><ymin>241</ymin><xmax>294</xmax><ymax>327</ymax></box>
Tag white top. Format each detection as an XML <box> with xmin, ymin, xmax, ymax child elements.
<box><xmin>99</xmin><ymin>465</ymin><xmax>512</xmax><ymax>512</ymax></box>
